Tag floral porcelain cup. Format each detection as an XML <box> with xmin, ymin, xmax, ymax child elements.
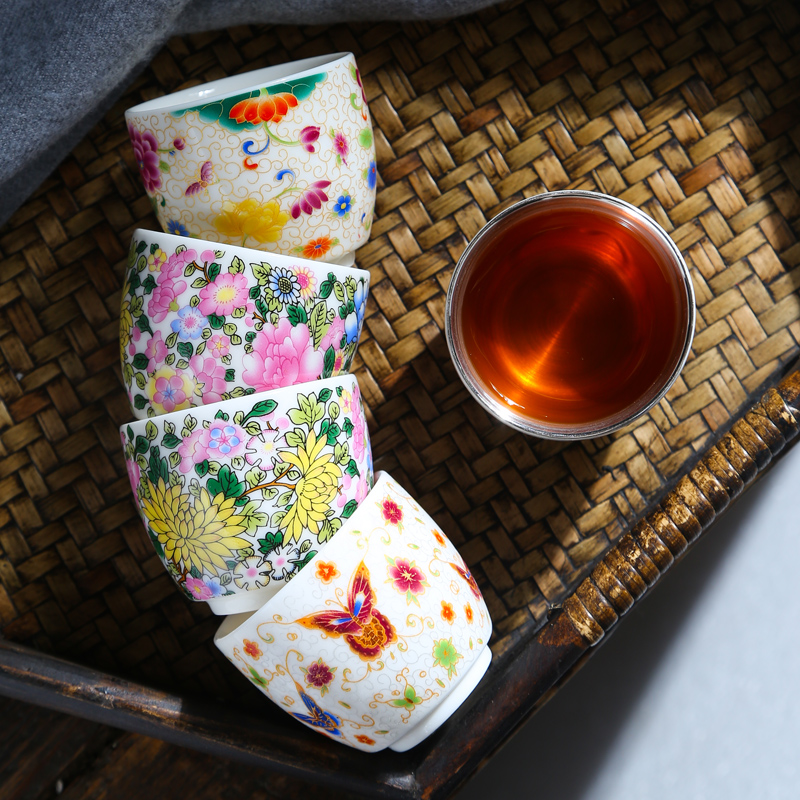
<box><xmin>121</xmin><ymin>229</ymin><xmax>370</xmax><ymax>420</ymax></box>
<box><xmin>125</xmin><ymin>53</ymin><xmax>376</xmax><ymax>263</ymax></box>
<box><xmin>120</xmin><ymin>375</ymin><xmax>374</xmax><ymax>615</ymax></box>
<box><xmin>214</xmin><ymin>471</ymin><xmax>493</xmax><ymax>753</ymax></box>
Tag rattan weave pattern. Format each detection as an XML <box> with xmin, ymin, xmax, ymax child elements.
<box><xmin>0</xmin><ymin>0</ymin><xmax>798</xmax><ymax>700</ymax></box>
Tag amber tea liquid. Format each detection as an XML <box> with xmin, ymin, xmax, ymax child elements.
<box><xmin>458</xmin><ymin>201</ymin><xmax>689</xmax><ymax>427</ymax></box>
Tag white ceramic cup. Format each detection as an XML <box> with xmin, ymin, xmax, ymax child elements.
<box><xmin>120</xmin><ymin>375</ymin><xmax>373</xmax><ymax>615</ymax></box>
<box><xmin>125</xmin><ymin>52</ymin><xmax>376</xmax><ymax>262</ymax></box>
<box><xmin>214</xmin><ymin>471</ymin><xmax>493</xmax><ymax>752</ymax></box>
<box><xmin>120</xmin><ymin>228</ymin><xmax>370</xmax><ymax>420</ymax></box>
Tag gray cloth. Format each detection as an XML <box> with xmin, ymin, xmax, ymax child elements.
<box><xmin>0</xmin><ymin>0</ymin><xmax>496</xmax><ymax>229</ymax></box>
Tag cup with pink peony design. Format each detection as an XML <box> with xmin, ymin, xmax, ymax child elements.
<box><xmin>125</xmin><ymin>52</ymin><xmax>376</xmax><ymax>263</ymax></box>
<box><xmin>120</xmin><ymin>374</ymin><xmax>374</xmax><ymax>614</ymax></box>
<box><xmin>214</xmin><ymin>471</ymin><xmax>493</xmax><ymax>753</ymax></box>
<box><xmin>121</xmin><ymin>229</ymin><xmax>369</xmax><ymax>420</ymax></box>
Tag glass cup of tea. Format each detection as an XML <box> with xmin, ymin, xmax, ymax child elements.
<box><xmin>445</xmin><ymin>190</ymin><xmax>696</xmax><ymax>440</ymax></box>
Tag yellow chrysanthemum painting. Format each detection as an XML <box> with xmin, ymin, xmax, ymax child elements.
<box><xmin>141</xmin><ymin>478</ymin><xmax>250</xmax><ymax>576</ymax></box>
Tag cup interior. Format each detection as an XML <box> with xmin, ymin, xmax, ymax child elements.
<box><xmin>446</xmin><ymin>191</ymin><xmax>696</xmax><ymax>440</ymax></box>
<box><xmin>126</xmin><ymin>52</ymin><xmax>351</xmax><ymax>115</ymax></box>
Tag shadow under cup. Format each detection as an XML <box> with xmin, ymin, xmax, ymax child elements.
<box><xmin>446</xmin><ymin>191</ymin><xmax>696</xmax><ymax>440</ymax></box>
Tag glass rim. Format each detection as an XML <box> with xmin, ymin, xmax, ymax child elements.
<box><xmin>444</xmin><ymin>190</ymin><xmax>697</xmax><ymax>440</ymax></box>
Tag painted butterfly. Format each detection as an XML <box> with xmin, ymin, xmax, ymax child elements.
<box><xmin>185</xmin><ymin>161</ymin><xmax>214</xmax><ymax>196</ymax></box>
<box><xmin>295</xmin><ymin>561</ymin><xmax>397</xmax><ymax>662</ymax></box>
<box><xmin>290</xmin><ymin>679</ymin><xmax>342</xmax><ymax>736</ymax></box>
<box><xmin>450</xmin><ymin>560</ymin><xmax>483</xmax><ymax>601</ymax></box>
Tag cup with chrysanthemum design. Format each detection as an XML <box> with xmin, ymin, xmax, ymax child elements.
<box><xmin>214</xmin><ymin>471</ymin><xmax>493</xmax><ymax>753</ymax></box>
<box><xmin>120</xmin><ymin>374</ymin><xmax>373</xmax><ymax>615</ymax></box>
<box><xmin>121</xmin><ymin>229</ymin><xmax>370</xmax><ymax>420</ymax></box>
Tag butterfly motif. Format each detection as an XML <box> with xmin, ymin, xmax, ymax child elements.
<box><xmin>450</xmin><ymin>560</ymin><xmax>483</xmax><ymax>601</ymax></box>
<box><xmin>295</xmin><ymin>561</ymin><xmax>397</xmax><ymax>662</ymax></box>
<box><xmin>185</xmin><ymin>161</ymin><xmax>214</xmax><ymax>195</ymax></box>
<box><xmin>290</xmin><ymin>679</ymin><xmax>342</xmax><ymax>737</ymax></box>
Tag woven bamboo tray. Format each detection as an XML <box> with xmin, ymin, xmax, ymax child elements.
<box><xmin>1</xmin><ymin>0</ymin><xmax>799</xmax><ymax>797</ymax></box>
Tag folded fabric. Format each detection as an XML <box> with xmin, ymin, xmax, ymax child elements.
<box><xmin>0</xmin><ymin>0</ymin><xmax>497</xmax><ymax>228</ymax></box>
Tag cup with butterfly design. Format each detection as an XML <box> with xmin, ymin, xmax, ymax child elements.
<box><xmin>214</xmin><ymin>471</ymin><xmax>493</xmax><ymax>753</ymax></box>
<box><xmin>125</xmin><ymin>52</ymin><xmax>376</xmax><ymax>263</ymax></box>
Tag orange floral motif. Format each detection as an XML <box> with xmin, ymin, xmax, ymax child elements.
<box><xmin>243</xmin><ymin>639</ymin><xmax>262</xmax><ymax>659</ymax></box>
<box><xmin>355</xmin><ymin>734</ymin><xmax>376</xmax><ymax>746</ymax></box>
<box><xmin>302</xmin><ymin>236</ymin><xmax>335</xmax><ymax>260</ymax></box>
<box><xmin>432</xmin><ymin>529</ymin><xmax>445</xmax><ymax>546</ymax></box>
<box><xmin>229</xmin><ymin>92</ymin><xmax>299</xmax><ymax>125</ymax></box>
<box><xmin>440</xmin><ymin>601</ymin><xmax>456</xmax><ymax>624</ymax></box>
<box><xmin>315</xmin><ymin>560</ymin><xmax>340</xmax><ymax>584</ymax></box>
<box><xmin>464</xmin><ymin>604</ymin><xmax>474</xmax><ymax>623</ymax></box>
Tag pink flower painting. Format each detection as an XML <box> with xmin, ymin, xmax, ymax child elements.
<box><xmin>242</xmin><ymin>318</ymin><xmax>323</xmax><ymax>391</ymax></box>
<box><xmin>198</xmin><ymin>272</ymin><xmax>251</xmax><ymax>317</ymax></box>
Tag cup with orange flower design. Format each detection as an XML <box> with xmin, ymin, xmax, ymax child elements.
<box><xmin>125</xmin><ymin>53</ymin><xmax>376</xmax><ymax>263</ymax></box>
<box><xmin>214</xmin><ymin>471</ymin><xmax>493</xmax><ymax>752</ymax></box>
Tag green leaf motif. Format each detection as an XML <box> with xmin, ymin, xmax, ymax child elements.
<box><xmin>133</xmin><ymin>394</ymin><xmax>148</xmax><ymax>410</ymax></box>
<box><xmin>308</xmin><ymin>302</ymin><xmax>328</xmax><ymax>349</ymax></box>
<box><xmin>341</xmin><ymin>499</ymin><xmax>358</xmax><ymax>519</ymax></box>
<box><xmin>136</xmin><ymin>315</ymin><xmax>154</xmax><ymax>335</ymax></box>
<box><xmin>248</xmin><ymin>285</ymin><xmax>260</xmax><ymax>300</ymax></box>
<box><xmin>252</xmin><ymin>262</ymin><xmax>271</xmax><ymax>285</ymax></box>
<box><xmin>317</xmin><ymin>388</ymin><xmax>332</xmax><ymax>403</ymax></box>
<box><xmin>145</xmin><ymin>421</ymin><xmax>158</xmax><ymax>441</ymax></box>
<box><xmin>322</xmin><ymin>346</ymin><xmax>335</xmax><ymax>379</ymax></box>
<box><xmin>345</xmin><ymin>459</ymin><xmax>360</xmax><ymax>478</ymax></box>
<box><xmin>162</xmin><ymin>433</ymin><xmax>181</xmax><ymax>449</ymax></box>
<box><xmin>207</xmin><ymin>465</ymin><xmax>245</xmax><ymax>499</ymax></box>
<box><xmin>229</xmin><ymin>255</ymin><xmax>246</xmax><ymax>274</ymax></box>
<box><xmin>208</xmin><ymin>314</ymin><xmax>225</xmax><ymax>329</ymax></box>
<box><xmin>134</xmin><ymin>435</ymin><xmax>149</xmax><ymax>455</ymax></box>
<box><xmin>287</xmin><ymin>305</ymin><xmax>308</xmax><ymax>326</ymax></box>
<box><xmin>258</xmin><ymin>532</ymin><xmax>283</xmax><ymax>555</ymax></box>
<box><xmin>208</xmin><ymin>262</ymin><xmax>221</xmax><ymax>282</ymax></box>
<box><xmin>131</xmin><ymin>353</ymin><xmax>149</xmax><ymax>370</ymax></box>
<box><xmin>243</xmin><ymin>399</ymin><xmax>278</xmax><ymax>422</ymax></box>
<box><xmin>141</xmin><ymin>275</ymin><xmax>157</xmax><ymax>295</ymax></box>
<box><xmin>324</xmin><ymin>422</ymin><xmax>340</xmax><ymax>446</ymax></box>
<box><xmin>358</xmin><ymin>127</ymin><xmax>373</xmax><ymax>148</ymax></box>
<box><xmin>177</xmin><ymin>342</ymin><xmax>193</xmax><ymax>360</ymax></box>
<box><xmin>195</xmin><ymin>460</ymin><xmax>210</xmax><ymax>477</ymax></box>
<box><xmin>284</xmin><ymin>429</ymin><xmax>305</xmax><ymax>448</ymax></box>
<box><xmin>224</xmin><ymin>369</ymin><xmax>235</xmax><ymax>382</ymax></box>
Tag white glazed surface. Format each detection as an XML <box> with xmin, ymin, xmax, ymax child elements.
<box><xmin>120</xmin><ymin>229</ymin><xmax>369</xmax><ymax>420</ymax></box>
<box><xmin>214</xmin><ymin>471</ymin><xmax>492</xmax><ymax>752</ymax></box>
<box><xmin>120</xmin><ymin>375</ymin><xmax>373</xmax><ymax>613</ymax></box>
<box><xmin>125</xmin><ymin>53</ymin><xmax>376</xmax><ymax>262</ymax></box>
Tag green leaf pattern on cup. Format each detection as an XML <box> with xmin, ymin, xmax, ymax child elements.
<box><xmin>120</xmin><ymin>382</ymin><xmax>373</xmax><ymax>602</ymax></box>
<box><xmin>120</xmin><ymin>237</ymin><xmax>367</xmax><ymax>418</ymax></box>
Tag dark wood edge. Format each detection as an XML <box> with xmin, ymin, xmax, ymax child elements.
<box><xmin>1</xmin><ymin>363</ymin><xmax>798</xmax><ymax>800</ymax></box>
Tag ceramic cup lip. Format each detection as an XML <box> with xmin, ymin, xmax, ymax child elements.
<box><xmin>129</xmin><ymin>227</ymin><xmax>369</xmax><ymax>282</ymax></box>
<box><xmin>126</xmin><ymin>52</ymin><xmax>353</xmax><ymax>116</ymax></box>
<box><xmin>445</xmin><ymin>190</ymin><xmax>696</xmax><ymax>440</ymax></box>
<box><xmin>122</xmin><ymin>228</ymin><xmax>370</xmax><ymax>420</ymax></box>
<box><xmin>121</xmin><ymin>372</ymin><xmax>372</xmax><ymax>615</ymax></box>
<box><xmin>214</xmin><ymin>470</ymin><xmax>492</xmax><ymax>752</ymax></box>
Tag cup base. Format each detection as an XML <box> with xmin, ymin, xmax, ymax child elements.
<box><xmin>207</xmin><ymin>587</ymin><xmax>273</xmax><ymax>615</ymax></box>
<box><xmin>389</xmin><ymin>644</ymin><xmax>492</xmax><ymax>753</ymax></box>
